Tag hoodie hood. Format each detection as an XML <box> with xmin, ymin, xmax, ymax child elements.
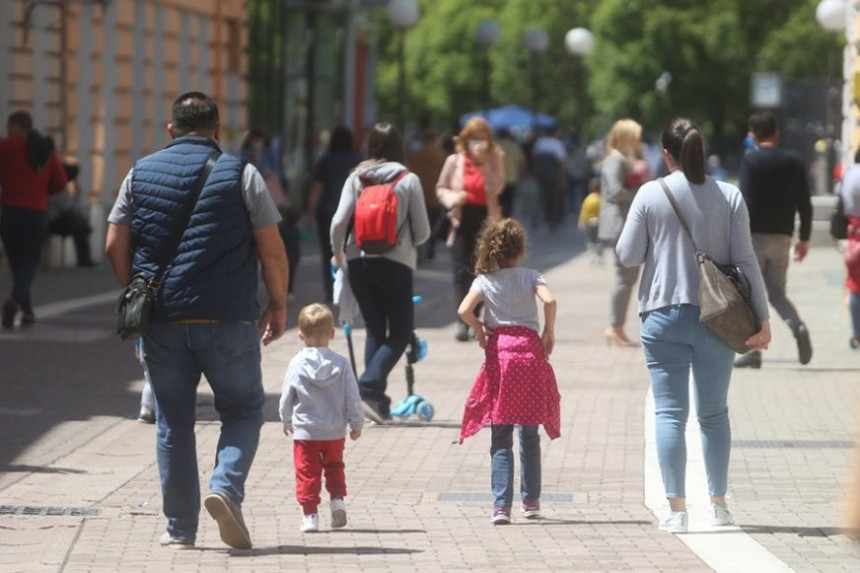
<box><xmin>355</xmin><ymin>160</ymin><xmax>407</xmax><ymax>186</ymax></box>
<box><xmin>296</xmin><ymin>347</ymin><xmax>342</xmax><ymax>388</ymax></box>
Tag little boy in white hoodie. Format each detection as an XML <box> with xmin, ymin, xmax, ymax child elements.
<box><xmin>279</xmin><ymin>304</ymin><xmax>364</xmax><ymax>533</ymax></box>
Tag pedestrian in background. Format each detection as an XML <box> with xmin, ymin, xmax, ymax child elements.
<box><xmin>48</xmin><ymin>162</ymin><xmax>97</xmax><ymax>267</ymax></box>
<box><xmin>496</xmin><ymin>129</ymin><xmax>526</xmax><ymax>219</ymax></box>
<box><xmin>532</xmin><ymin>126</ymin><xmax>568</xmax><ymax>230</ymax></box>
<box><xmin>0</xmin><ymin>111</ymin><xmax>68</xmax><ymax>328</ymax></box>
<box><xmin>306</xmin><ymin>126</ymin><xmax>362</xmax><ymax>303</ymax></box>
<box><xmin>839</xmin><ymin>150</ymin><xmax>860</xmax><ymax>348</ymax></box>
<box><xmin>436</xmin><ymin>117</ymin><xmax>504</xmax><ymax>341</ymax></box>
<box><xmin>406</xmin><ymin>123</ymin><xmax>447</xmax><ymax>260</ymax></box>
<box><xmin>242</xmin><ymin>129</ymin><xmax>300</xmax><ymax>301</ymax></box>
<box><xmin>279</xmin><ymin>304</ymin><xmax>363</xmax><ymax>533</ymax></box>
<box><xmin>578</xmin><ymin>177</ymin><xmax>603</xmax><ymax>264</ymax></box>
<box><xmin>135</xmin><ymin>337</ymin><xmax>155</xmax><ymax>424</ymax></box>
<box><xmin>105</xmin><ymin>91</ymin><xmax>288</xmax><ymax>550</ymax></box>
<box><xmin>330</xmin><ymin>122</ymin><xmax>430</xmax><ymax>424</ymax></box>
<box><xmin>617</xmin><ymin>117</ymin><xmax>771</xmax><ymax>534</ymax></box>
<box><xmin>734</xmin><ymin>111</ymin><xmax>813</xmax><ymax>369</ymax></box>
<box><xmin>599</xmin><ymin>119</ymin><xmax>644</xmax><ymax>347</ymax></box>
<box><xmin>458</xmin><ymin>218</ymin><xmax>560</xmax><ymax>525</ymax></box>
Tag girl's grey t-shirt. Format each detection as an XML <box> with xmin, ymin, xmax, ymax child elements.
<box><xmin>470</xmin><ymin>267</ymin><xmax>546</xmax><ymax>332</ymax></box>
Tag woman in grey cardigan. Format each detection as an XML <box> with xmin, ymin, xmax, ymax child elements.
<box><xmin>616</xmin><ymin>118</ymin><xmax>771</xmax><ymax>534</ymax></box>
<box><xmin>599</xmin><ymin>119</ymin><xmax>645</xmax><ymax>346</ymax></box>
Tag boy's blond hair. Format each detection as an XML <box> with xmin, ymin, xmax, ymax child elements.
<box><xmin>298</xmin><ymin>303</ymin><xmax>334</xmax><ymax>339</ymax></box>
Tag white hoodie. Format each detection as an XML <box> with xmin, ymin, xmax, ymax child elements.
<box><xmin>278</xmin><ymin>347</ymin><xmax>364</xmax><ymax>440</ymax></box>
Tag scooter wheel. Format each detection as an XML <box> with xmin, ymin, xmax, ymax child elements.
<box><xmin>416</xmin><ymin>401</ymin><xmax>435</xmax><ymax>422</ymax></box>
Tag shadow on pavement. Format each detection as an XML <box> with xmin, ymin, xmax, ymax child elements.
<box><xmin>231</xmin><ymin>545</ymin><xmax>423</xmax><ymax>556</ymax></box>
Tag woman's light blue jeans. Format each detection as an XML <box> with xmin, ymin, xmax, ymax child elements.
<box><xmin>641</xmin><ymin>304</ymin><xmax>735</xmax><ymax>499</ymax></box>
<box><xmin>490</xmin><ymin>425</ymin><xmax>541</xmax><ymax>508</ymax></box>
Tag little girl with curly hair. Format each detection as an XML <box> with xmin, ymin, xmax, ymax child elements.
<box><xmin>457</xmin><ymin>218</ymin><xmax>561</xmax><ymax>525</ymax></box>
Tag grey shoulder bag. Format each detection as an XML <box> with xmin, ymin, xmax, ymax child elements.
<box><xmin>658</xmin><ymin>178</ymin><xmax>759</xmax><ymax>353</ymax></box>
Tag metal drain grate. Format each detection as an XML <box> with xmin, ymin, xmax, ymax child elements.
<box><xmin>0</xmin><ymin>505</ymin><xmax>99</xmax><ymax>516</ymax></box>
<box><xmin>438</xmin><ymin>493</ymin><xmax>574</xmax><ymax>502</ymax></box>
<box><xmin>732</xmin><ymin>440</ymin><xmax>854</xmax><ymax>449</ymax></box>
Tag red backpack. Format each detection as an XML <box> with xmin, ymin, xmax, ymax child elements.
<box><xmin>353</xmin><ymin>170</ymin><xmax>409</xmax><ymax>254</ymax></box>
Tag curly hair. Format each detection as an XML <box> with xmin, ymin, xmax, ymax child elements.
<box><xmin>474</xmin><ymin>218</ymin><xmax>527</xmax><ymax>275</ymax></box>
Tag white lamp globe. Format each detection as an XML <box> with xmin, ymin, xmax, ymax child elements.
<box><xmin>476</xmin><ymin>20</ymin><xmax>501</xmax><ymax>47</ymax></box>
<box><xmin>386</xmin><ymin>0</ymin><xmax>419</xmax><ymax>29</ymax></box>
<box><xmin>523</xmin><ymin>27</ymin><xmax>550</xmax><ymax>53</ymax></box>
<box><xmin>565</xmin><ymin>27</ymin><xmax>594</xmax><ymax>56</ymax></box>
<box><xmin>816</xmin><ymin>0</ymin><xmax>846</xmax><ymax>33</ymax></box>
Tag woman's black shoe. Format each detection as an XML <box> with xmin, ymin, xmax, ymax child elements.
<box><xmin>2</xmin><ymin>299</ymin><xmax>18</xmax><ymax>328</ymax></box>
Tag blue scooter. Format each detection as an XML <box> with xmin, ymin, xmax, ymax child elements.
<box><xmin>390</xmin><ymin>295</ymin><xmax>434</xmax><ymax>422</ymax></box>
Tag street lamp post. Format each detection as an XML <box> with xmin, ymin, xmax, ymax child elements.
<box><xmin>476</xmin><ymin>20</ymin><xmax>500</xmax><ymax>116</ymax></box>
<box><xmin>564</xmin><ymin>27</ymin><xmax>594</xmax><ymax>139</ymax></box>
<box><xmin>386</xmin><ymin>0</ymin><xmax>419</xmax><ymax>130</ymax></box>
<box><xmin>523</xmin><ymin>27</ymin><xmax>549</xmax><ymax>131</ymax></box>
<box><xmin>816</xmin><ymin>0</ymin><xmax>846</xmax><ymax>194</ymax></box>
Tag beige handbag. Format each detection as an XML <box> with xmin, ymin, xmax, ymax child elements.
<box><xmin>659</xmin><ymin>179</ymin><xmax>759</xmax><ymax>353</ymax></box>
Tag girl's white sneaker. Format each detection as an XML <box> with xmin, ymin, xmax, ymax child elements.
<box><xmin>659</xmin><ymin>511</ymin><xmax>688</xmax><ymax>534</ymax></box>
<box><xmin>710</xmin><ymin>503</ymin><xmax>735</xmax><ymax>526</ymax></box>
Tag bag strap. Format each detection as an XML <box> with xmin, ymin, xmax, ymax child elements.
<box><xmin>150</xmin><ymin>150</ymin><xmax>222</xmax><ymax>290</ymax></box>
<box><xmin>658</xmin><ymin>177</ymin><xmax>701</xmax><ymax>253</ymax></box>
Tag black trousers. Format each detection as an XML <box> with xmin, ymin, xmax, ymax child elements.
<box><xmin>451</xmin><ymin>204</ymin><xmax>488</xmax><ymax>315</ymax></box>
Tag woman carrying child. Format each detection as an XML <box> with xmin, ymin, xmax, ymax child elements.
<box><xmin>457</xmin><ymin>218</ymin><xmax>561</xmax><ymax>525</ymax></box>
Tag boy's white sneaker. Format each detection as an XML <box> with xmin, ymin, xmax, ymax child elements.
<box><xmin>710</xmin><ymin>503</ymin><xmax>735</xmax><ymax>526</ymax></box>
<box><xmin>300</xmin><ymin>513</ymin><xmax>319</xmax><ymax>533</ymax></box>
<box><xmin>331</xmin><ymin>498</ymin><xmax>347</xmax><ymax>529</ymax></box>
<box><xmin>659</xmin><ymin>511</ymin><xmax>688</xmax><ymax>534</ymax></box>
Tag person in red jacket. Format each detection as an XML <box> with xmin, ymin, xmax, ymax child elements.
<box><xmin>0</xmin><ymin>111</ymin><xmax>68</xmax><ymax>327</ymax></box>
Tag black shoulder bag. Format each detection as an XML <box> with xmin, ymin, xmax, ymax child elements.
<box><xmin>659</xmin><ymin>178</ymin><xmax>759</xmax><ymax>353</ymax></box>
<box><xmin>117</xmin><ymin>151</ymin><xmax>221</xmax><ymax>340</ymax></box>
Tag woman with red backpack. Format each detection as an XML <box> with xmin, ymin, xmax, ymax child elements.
<box><xmin>330</xmin><ymin>123</ymin><xmax>430</xmax><ymax>423</ymax></box>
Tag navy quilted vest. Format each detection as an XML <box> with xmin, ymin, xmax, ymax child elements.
<box><xmin>131</xmin><ymin>136</ymin><xmax>258</xmax><ymax>321</ymax></box>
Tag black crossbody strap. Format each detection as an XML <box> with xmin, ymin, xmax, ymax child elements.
<box><xmin>658</xmin><ymin>177</ymin><xmax>700</xmax><ymax>253</ymax></box>
<box><xmin>150</xmin><ymin>150</ymin><xmax>221</xmax><ymax>290</ymax></box>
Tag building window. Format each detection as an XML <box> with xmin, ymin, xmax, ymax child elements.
<box><xmin>226</xmin><ymin>18</ymin><xmax>240</xmax><ymax>73</ymax></box>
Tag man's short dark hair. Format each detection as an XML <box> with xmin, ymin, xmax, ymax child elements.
<box><xmin>8</xmin><ymin>110</ymin><xmax>33</xmax><ymax>131</ymax></box>
<box><xmin>749</xmin><ymin>111</ymin><xmax>778</xmax><ymax>141</ymax></box>
<box><xmin>171</xmin><ymin>92</ymin><xmax>219</xmax><ymax>135</ymax></box>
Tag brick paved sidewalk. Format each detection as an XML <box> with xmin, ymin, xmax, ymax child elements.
<box><xmin>1</xmin><ymin>224</ymin><xmax>859</xmax><ymax>572</ymax></box>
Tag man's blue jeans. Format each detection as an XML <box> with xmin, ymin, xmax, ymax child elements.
<box><xmin>142</xmin><ymin>321</ymin><xmax>264</xmax><ymax>541</ymax></box>
<box><xmin>490</xmin><ymin>425</ymin><xmax>541</xmax><ymax>508</ymax></box>
<box><xmin>640</xmin><ymin>305</ymin><xmax>735</xmax><ymax>499</ymax></box>
<box><xmin>348</xmin><ymin>257</ymin><xmax>414</xmax><ymax>417</ymax></box>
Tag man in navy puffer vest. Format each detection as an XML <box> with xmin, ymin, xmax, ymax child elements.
<box><xmin>105</xmin><ymin>92</ymin><xmax>288</xmax><ymax>550</ymax></box>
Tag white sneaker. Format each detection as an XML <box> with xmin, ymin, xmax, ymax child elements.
<box><xmin>300</xmin><ymin>513</ymin><xmax>319</xmax><ymax>533</ymax></box>
<box><xmin>659</xmin><ymin>511</ymin><xmax>688</xmax><ymax>534</ymax></box>
<box><xmin>710</xmin><ymin>503</ymin><xmax>735</xmax><ymax>526</ymax></box>
<box><xmin>331</xmin><ymin>498</ymin><xmax>347</xmax><ymax>529</ymax></box>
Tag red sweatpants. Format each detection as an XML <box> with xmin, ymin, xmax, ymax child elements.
<box><xmin>293</xmin><ymin>438</ymin><xmax>346</xmax><ymax>515</ymax></box>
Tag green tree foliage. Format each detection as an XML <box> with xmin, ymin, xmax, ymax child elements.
<box><xmin>374</xmin><ymin>0</ymin><xmax>836</xmax><ymax>150</ymax></box>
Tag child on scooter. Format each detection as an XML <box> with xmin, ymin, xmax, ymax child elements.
<box><xmin>457</xmin><ymin>218</ymin><xmax>561</xmax><ymax>525</ymax></box>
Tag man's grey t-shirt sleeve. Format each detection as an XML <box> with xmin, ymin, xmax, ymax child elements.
<box><xmin>107</xmin><ymin>169</ymin><xmax>135</xmax><ymax>225</ymax></box>
<box><xmin>242</xmin><ymin>164</ymin><xmax>282</xmax><ymax>229</ymax></box>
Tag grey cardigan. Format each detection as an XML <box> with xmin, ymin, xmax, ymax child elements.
<box><xmin>598</xmin><ymin>151</ymin><xmax>635</xmax><ymax>242</ymax></box>
<box><xmin>616</xmin><ymin>170</ymin><xmax>769</xmax><ymax>321</ymax></box>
